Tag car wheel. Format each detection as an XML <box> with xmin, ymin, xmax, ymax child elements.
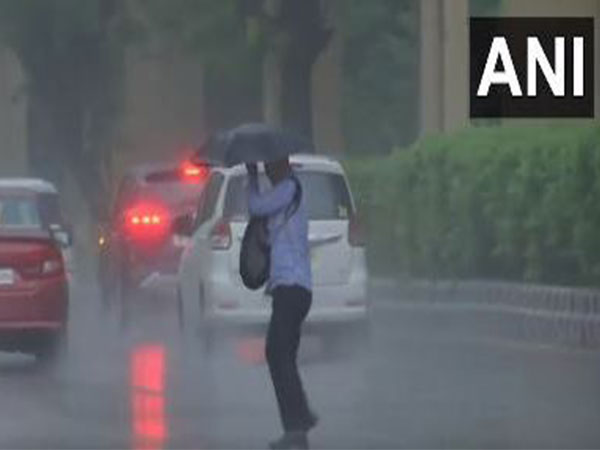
<box><xmin>34</xmin><ymin>329</ymin><xmax>66</xmax><ymax>367</ymax></box>
<box><xmin>176</xmin><ymin>287</ymin><xmax>185</xmax><ymax>331</ymax></box>
<box><xmin>198</xmin><ymin>284</ymin><xmax>215</xmax><ymax>355</ymax></box>
<box><xmin>178</xmin><ymin>283</ymin><xmax>202</xmax><ymax>349</ymax></box>
<box><xmin>177</xmin><ymin>287</ymin><xmax>195</xmax><ymax>339</ymax></box>
<box><xmin>116</xmin><ymin>272</ymin><xmax>133</xmax><ymax>331</ymax></box>
<box><xmin>97</xmin><ymin>261</ymin><xmax>109</xmax><ymax>310</ymax></box>
<box><xmin>98</xmin><ymin>269</ymin><xmax>110</xmax><ymax>311</ymax></box>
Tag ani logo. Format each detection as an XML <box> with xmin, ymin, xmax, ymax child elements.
<box><xmin>470</xmin><ymin>18</ymin><xmax>594</xmax><ymax>118</ymax></box>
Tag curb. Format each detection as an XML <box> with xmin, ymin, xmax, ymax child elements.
<box><xmin>369</xmin><ymin>278</ymin><xmax>600</xmax><ymax>349</ymax></box>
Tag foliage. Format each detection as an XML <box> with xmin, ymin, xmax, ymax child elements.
<box><xmin>137</xmin><ymin>0</ymin><xmax>423</xmax><ymax>148</ymax></box>
<box><xmin>138</xmin><ymin>0</ymin><xmax>263</xmax><ymax>131</ymax></box>
<box><xmin>138</xmin><ymin>0</ymin><xmax>253</xmax><ymax>66</ymax></box>
<box><xmin>0</xmin><ymin>0</ymin><xmax>123</xmax><ymax>217</ymax></box>
<box><xmin>470</xmin><ymin>0</ymin><xmax>503</xmax><ymax>16</ymax></box>
<box><xmin>340</xmin><ymin>0</ymin><xmax>419</xmax><ymax>155</ymax></box>
<box><xmin>345</xmin><ymin>125</ymin><xmax>600</xmax><ymax>286</ymax></box>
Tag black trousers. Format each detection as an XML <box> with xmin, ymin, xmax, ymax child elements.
<box><xmin>266</xmin><ymin>285</ymin><xmax>313</xmax><ymax>432</ymax></box>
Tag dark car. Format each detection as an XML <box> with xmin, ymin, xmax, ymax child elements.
<box><xmin>0</xmin><ymin>184</ymin><xmax>70</xmax><ymax>362</ymax></box>
<box><xmin>98</xmin><ymin>160</ymin><xmax>209</xmax><ymax>324</ymax></box>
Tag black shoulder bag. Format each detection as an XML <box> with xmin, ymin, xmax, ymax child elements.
<box><xmin>239</xmin><ymin>177</ymin><xmax>302</xmax><ymax>290</ymax></box>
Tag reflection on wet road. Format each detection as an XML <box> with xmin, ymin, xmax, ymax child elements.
<box><xmin>0</xmin><ymin>282</ymin><xmax>599</xmax><ymax>449</ymax></box>
<box><xmin>131</xmin><ymin>344</ymin><xmax>167</xmax><ymax>450</ymax></box>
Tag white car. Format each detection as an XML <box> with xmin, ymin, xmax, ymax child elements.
<box><xmin>175</xmin><ymin>154</ymin><xmax>369</xmax><ymax>345</ymax></box>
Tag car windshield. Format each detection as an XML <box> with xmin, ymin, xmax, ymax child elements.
<box><xmin>223</xmin><ymin>171</ymin><xmax>353</xmax><ymax>221</ymax></box>
<box><xmin>0</xmin><ymin>196</ymin><xmax>41</xmax><ymax>228</ymax></box>
<box><xmin>139</xmin><ymin>182</ymin><xmax>201</xmax><ymax>210</ymax></box>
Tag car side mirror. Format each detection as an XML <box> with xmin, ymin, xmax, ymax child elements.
<box><xmin>49</xmin><ymin>224</ymin><xmax>73</xmax><ymax>248</ymax></box>
<box><xmin>172</xmin><ymin>214</ymin><xmax>195</xmax><ymax>237</ymax></box>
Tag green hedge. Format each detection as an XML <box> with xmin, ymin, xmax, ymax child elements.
<box><xmin>345</xmin><ymin>125</ymin><xmax>600</xmax><ymax>286</ymax></box>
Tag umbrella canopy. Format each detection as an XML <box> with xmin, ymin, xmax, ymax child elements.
<box><xmin>219</xmin><ymin>123</ymin><xmax>314</xmax><ymax>167</ymax></box>
<box><xmin>190</xmin><ymin>131</ymin><xmax>228</xmax><ymax>166</ymax></box>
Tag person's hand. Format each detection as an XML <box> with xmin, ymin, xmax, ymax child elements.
<box><xmin>246</xmin><ymin>163</ymin><xmax>258</xmax><ymax>177</ymax></box>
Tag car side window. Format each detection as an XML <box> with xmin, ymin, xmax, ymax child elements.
<box><xmin>195</xmin><ymin>173</ymin><xmax>224</xmax><ymax>228</ymax></box>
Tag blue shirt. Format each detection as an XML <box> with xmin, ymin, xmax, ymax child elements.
<box><xmin>247</xmin><ymin>173</ymin><xmax>312</xmax><ymax>293</ymax></box>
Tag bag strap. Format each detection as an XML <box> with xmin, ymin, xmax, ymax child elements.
<box><xmin>267</xmin><ymin>175</ymin><xmax>302</xmax><ymax>242</ymax></box>
<box><xmin>283</xmin><ymin>175</ymin><xmax>302</xmax><ymax>221</ymax></box>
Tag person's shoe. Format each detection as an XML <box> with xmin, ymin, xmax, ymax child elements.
<box><xmin>268</xmin><ymin>431</ymin><xmax>309</xmax><ymax>450</ymax></box>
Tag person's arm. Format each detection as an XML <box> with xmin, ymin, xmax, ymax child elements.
<box><xmin>247</xmin><ymin>177</ymin><xmax>295</xmax><ymax>217</ymax></box>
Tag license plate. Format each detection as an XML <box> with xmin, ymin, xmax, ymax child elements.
<box><xmin>0</xmin><ymin>269</ymin><xmax>15</xmax><ymax>286</ymax></box>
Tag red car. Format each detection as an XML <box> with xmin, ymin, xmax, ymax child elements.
<box><xmin>0</xmin><ymin>186</ymin><xmax>69</xmax><ymax>361</ymax></box>
<box><xmin>98</xmin><ymin>160</ymin><xmax>209</xmax><ymax>325</ymax></box>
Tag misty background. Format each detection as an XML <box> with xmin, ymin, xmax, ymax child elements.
<box><xmin>0</xmin><ymin>0</ymin><xmax>599</xmax><ymax>287</ymax></box>
<box><xmin>1</xmin><ymin>2</ymin><xmax>600</xmax><ymax>449</ymax></box>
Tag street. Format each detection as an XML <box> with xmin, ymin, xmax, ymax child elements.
<box><xmin>0</xmin><ymin>282</ymin><xmax>599</xmax><ymax>449</ymax></box>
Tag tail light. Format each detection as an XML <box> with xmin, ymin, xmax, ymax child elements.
<box><xmin>124</xmin><ymin>203</ymin><xmax>170</xmax><ymax>240</ymax></box>
<box><xmin>181</xmin><ymin>161</ymin><xmax>209</xmax><ymax>184</ymax></box>
<box><xmin>19</xmin><ymin>245</ymin><xmax>64</xmax><ymax>279</ymax></box>
<box><xmin>348</xmin><ymin>214</ymin><xmax>365</xmax><ymax>247</ymax></box>
<box><xmin>41</xmin><ymin>259</ymin><xmax>63</xmax><ymax>275</ymax></box>
<box><xmin>210</xmin><ymin>219</ymin><xmax>231</xmax><ymax>250</ymax></box>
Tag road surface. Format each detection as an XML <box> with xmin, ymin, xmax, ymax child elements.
<box><xmin>0</xmin><ymin>282</ymin><xmax>599</xmax><ymax>449</ymax></box>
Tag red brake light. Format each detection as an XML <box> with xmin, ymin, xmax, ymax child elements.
<box><xmin>18</xmin><ymin>244</ymin><xmax>64</xmax><ymax>279</ymax></box>
<box><xmin>210</xmin><ymin>219</ymin><xmax>231</xmax><ymax>250</ymax></box>
<box><xmin>124</xmin><ymin>203</ymin><xmax>169</xmax><ymax>240</ymax></box>
<box><xmin>130</xmin><ymin>214</ymin><xmax>162</xmax><ymax>226</ymax></box>
<box><xmin>181</xmin><ymin>162</ymin><xmax>208</xmax><ymax>184</ymax></box>
<box><xmin>348</xmin><ymin>215</ymin><xmax>365</xmax><ymax>247</ymax></box>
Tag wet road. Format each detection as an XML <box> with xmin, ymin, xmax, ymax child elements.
<box><xmin>1</xmin><ymin>282</ymin><xmax>600</xmax><ymax>449</ymax></box>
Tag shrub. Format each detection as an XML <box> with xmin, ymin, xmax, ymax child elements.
<box><xmin>345</xmin><ymin>124</ymin><xmax>600</xmax><ymax>286</ymax></box>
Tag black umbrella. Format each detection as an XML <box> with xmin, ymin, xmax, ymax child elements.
<box><xmin>190</xmin><ymin>131</ymin><xmax>228</xmax><ymax>166</ymax></box>
<box><xmin>220</xmin><ymin>123</ymin><xmax>314</xmax><ymax>167</ymax></box>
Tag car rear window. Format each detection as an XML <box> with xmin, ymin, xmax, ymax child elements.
<box><xmin>114</xmin><ymin>170</ymin><xmax>206</xmax><ymax>217</ymax></box>
<box><xmin>0</xmin><ymin>196</ymin><xmax>42</xmax><ymax>228</ymax></box>
<box><xmin>144</xmin><ymin>170</ymin><xmax>181</xmax><ymax>183</ymax></box>
<box><xmin>224</xmin><ymin>172</ymin><xmax>353</xmax><ymax>221</ymax></box>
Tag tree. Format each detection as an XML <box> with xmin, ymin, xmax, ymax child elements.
<box><xmin>140</xmin><ymin>0</ymin><xmax>332</xmax><ymax>140</ymax></box>
<box><xmin>248</xmin><ymin>0</ymin><xmax>332</xmax><ymax>138</ymax></box>
<box><xmin>267</xmin><ymin>0</ymin><xmax>332</xmax><ymax>137</ymax></box>
<box><xmin>137</xmin><ymin>0</ymin><xmax>263</xmax><ymax>132</ymax></box>
<box><xmin>0</xmin><ymin>0</ymin><xmax>125</xmax><ymax>219</ymax></box>
<box><xmin>340</xmin><ymin>0</ymin><xmax>419</xmax><ymax>155</ymax></box>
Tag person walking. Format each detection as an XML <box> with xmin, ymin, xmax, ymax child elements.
<box><xmin>246</xmin><ymin>159</ymin><xmax>318</xmax><ymax>450</ymax></box>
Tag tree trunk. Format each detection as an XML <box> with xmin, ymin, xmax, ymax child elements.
<box><xmin>27</xmin><ymin>74</ymin><xmax>108</xmax><ymax>222</ymax></box>
<box><xmin>27</xmin><ymin>88</ymin><xmax>64</xmax><ymax>186</ymax></box>
<box><xmin>280</xmin><ymin>51</ymin><xmax>314</xmax><ymax>138</ymax></box>
<box><xmin>262</xmin><ymin>45</ymin><xmax>282</xmax><ymax>127</ymax></box>
<box><xmin>18</xmin><ymin>0</ymin><xmax>119</xmax><ymax>222</ymax></box>
<box><xmin>311</xmin><ymin>0</ymin><xmax>343</xmax><ymax>154</ymax></box>
<box><xmin>261</xmin><ymin>0</ymin><xmax>331</xmax><ymax>140</ymax></box>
